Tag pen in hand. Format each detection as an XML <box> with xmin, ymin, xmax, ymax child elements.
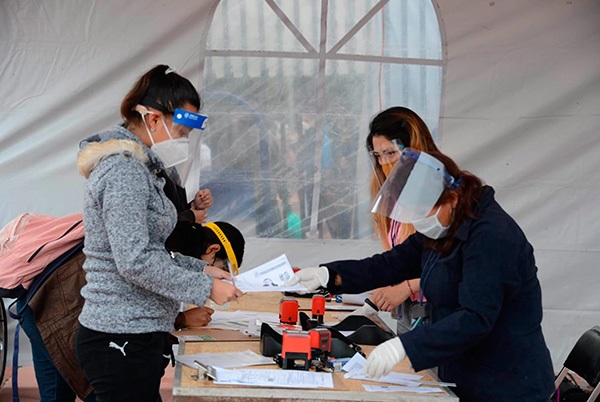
<box><xmin>227</xmin><ymin>260</ymin><xmax>236</xmax><ymax>288</ymax></box>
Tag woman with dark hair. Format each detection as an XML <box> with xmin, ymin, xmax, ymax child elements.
<box><xmin>119</xmin><ymin>65</ymin><xmax>213</xmax><ymax>225</ymax></box>
<box><xmin>365</xmin><ymin>107</ymin><xmax>440</xmax><ymax>331</ymax></box>
<box><xmin>366</xmin><ymin>107</ymin><xmax>439</xmax><ymax>249</ymax></box>
<box><xmin>75</xmin><ymin>65</ymin><xmax>242</xmax><ymax>401</ymax></box>
<box><xmin>16</xmin><ymin>66</ymin><xmax>237</xmax><ymax>402</ymax></box>
<box><xmin>287</xmin><ymin>149</ymin><xmax>555</xmax><ymax>401</ymax></box>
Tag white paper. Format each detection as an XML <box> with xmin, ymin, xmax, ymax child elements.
<box><xmin>345</xmin><ymin>371</ymin><xmax>423</xmax><ymax>386</ymax></box>
<box><xmin>213</xmin><ymin>367</ymin><xmax>334</xmax><ymax>388</ymax></box>
<box><xmin>325</xmin><ymin>303</ymin><xmax>359</xmax><ymax>311</ymax></box>
<box><xmin>207</xmin><ymin>310</ymin><xmax>280</xmax><ymax>331</ymax></box>
<box><xmin>176</xmin><ymin>334</ymin><xmax>220</xmax><ymax>341</ymax></box>
<box><xmin>340</xmin><ymin>352</ymin><xmax>368</xmax><ymax>373</ymax></box>
<box><xmin>340</xmin><ymin>291</ymin><xmax>374</xmax><ymax>305</ymax></box>
<box><xmin>176</xmin><ymin>350</ymin><xmax>275</xmax><ymax>369</ymax></box>
<box><xmin>363</xmin><ymin>385</ymin><xmax>443</xmax><ymax>393</ymax></box>
<box><xmin>342</xmin><ymin>353</ymin><xmax>423</xmax><ymax>385</ymax></box>
<box><xmin>228</xmin><ymin>254</ymin><xmax>307</xmax><ymax>293</ymax></box>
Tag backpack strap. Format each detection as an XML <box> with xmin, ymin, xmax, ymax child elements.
<box><xmin>22</xmin><ymin>241</ymin><xmax>84</xmax><ymax>307</ymax></box>
<box><xmin>6</xmin><ymin>240</ymin><xmax>84</xmax><ymax>402</ymax></box>
<box><xmin>10</xmin><ymin>316</ymin><xmax>21</xmax><ymax>402</ymax></box>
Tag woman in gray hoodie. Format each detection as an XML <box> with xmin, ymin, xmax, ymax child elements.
<box><xmin>75</xmin><ymin>65</ymin><xmax>243</xmax><ymax>402</ymax></box>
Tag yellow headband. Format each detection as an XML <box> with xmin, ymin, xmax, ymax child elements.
<box><xmin>204</xmin><ymin>222</ymin><xmax>238</xmax><ymax>274</ymax></box>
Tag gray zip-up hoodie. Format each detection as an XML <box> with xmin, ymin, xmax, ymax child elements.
<box><xmin>76</xmin><ymin>125</ymin><xmax>212</xmax><ymax>334</ymax></box>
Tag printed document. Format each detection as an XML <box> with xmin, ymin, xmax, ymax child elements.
<box><xmin>363</xmin><ymin>385</ymin><xmax>443</xmax><ymax>393</ymax></box>
<box><xmin>176</xmin><ymin>349</ymin><xmax>274</xmax><ymax>369</ymax></box>
<box><xmin>342</xmin><ymin>353</ymin><xmax>423</xmax><ymax>385</ymax></box>
<box><xmin>213</xmin><ymin>367</ymin><xmax>334</xmax><ymax>388</ymax></box>
<box><xmin>229</xmin><ymin>254</ymin><xmax>307</xmax><ymax>293</ymax></box>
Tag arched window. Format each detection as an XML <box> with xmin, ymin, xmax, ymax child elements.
<box><xmin>199</xmin><ymin>0</ymin><xmax>444</xmax><ymax>239</ymax></box>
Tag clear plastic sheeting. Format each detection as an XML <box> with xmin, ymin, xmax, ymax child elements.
<box><xmin>201</xmin><ymin>0</ymin><xmax>443</xmax><ymax>239</ymax></box>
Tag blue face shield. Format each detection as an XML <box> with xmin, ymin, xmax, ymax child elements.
<box><xmin>137</xmin><ymin>105</ymin><xmax>208</xmax><ymax>198</ymax></box>
<box><xmin>168</xmin><ymin>109</ymin><xmax>209</xmax><ymax>200</ymax></box>
<box><xmin>170</xmin><ymin>108</ymin><xmax>207</xmax><ymax>137</ymax></box>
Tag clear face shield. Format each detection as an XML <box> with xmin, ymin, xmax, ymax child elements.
<box><xmin>368</xmin><ymin>139</ymin><xmax>406</xmax><ymax>188</ymax></box>
<box><xmin>163</xmin><ymin>108</ymin><xmax>208</xmax><ymax>200</ymax></box>
<box><xmin>370</xmin><ymin>149</ymin><xmax>457</xmax><ymax>223</ymax></box>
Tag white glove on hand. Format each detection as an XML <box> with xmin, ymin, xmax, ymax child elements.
<box><xmin>283</xmin><ymin>267</ymin><xmax>329</xmax><ymax>292</ymax></box>
<box><xmin>364</xmin><ymin>337</ymin><xmax>406</xmax><ymax>379</ymax></box>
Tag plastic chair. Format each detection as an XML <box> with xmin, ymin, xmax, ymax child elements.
<box><xmin>554</xmin><ymin>326</ymin><xmax>600</xmax><ymax>402</ymax></box>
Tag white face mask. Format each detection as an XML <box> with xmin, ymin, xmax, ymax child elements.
<box><xmin>152</xmin><ymin>136</ymin><xmax>189</xmax><ymax>168</ymax></box>
<box><xmin>141</xmin><ymin>111</ymin><xmax>189</xmax><ymax>168</ymax></box>
<box><xmin>411</xmin><ymin>205</ymin><xmax>450</xmax><ymax>239</ymax></box>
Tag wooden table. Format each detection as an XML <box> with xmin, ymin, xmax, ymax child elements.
<box><xmin>213</xmin><ymin>291</ymin><xmax>327</xmax><ymax>312</ymax></box>
<box><xmin>172</xmin><ymin>292</ymin><xmax>458</xmax><ymax>401</ymax></box>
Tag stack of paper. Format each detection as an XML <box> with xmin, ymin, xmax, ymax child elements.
<box><xmin>342</xmin><ymin>353</ymin><xmax>448</xmax><ymax>394</ymax></box>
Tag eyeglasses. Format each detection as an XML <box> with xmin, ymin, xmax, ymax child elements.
<box><xmin>368</xmin><ymin>139</ymin><xmax>405</xmax><ymax>163</ymax></box>
<box><xmin>369</xmin><ymin>145</ymin><xmax>405</xmax><ymax>164</ymax></box>
<box><xmin>369</xmin><ymin>148</ymin><xmax>401</xmax><ymax>161</ymax></box>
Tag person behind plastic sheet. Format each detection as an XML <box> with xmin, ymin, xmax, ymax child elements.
<box><xmin>286</xmin><ymin>149</ymin><xmax>555</xmax><ymax>401</ymax></box>
<box><xmin>166</xmin><ymin>220</ymin><xmax>246</xmax><ymax>330</ymax></box>
<box><xmin>365</xmin><ymin>107</ymin><xmax>439</xmax><ymax>331</ymax></box>
<box><xmin>75</xmin><ymin>64</ymin><xmax>243</xmax><ymax>402</ymax></box>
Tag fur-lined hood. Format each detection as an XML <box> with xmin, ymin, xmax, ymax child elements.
<box><xmin>76</xmin><ymin>125</ymin><xmax>161</xmax><ymax>178</ymax></box>
<box><xmin>77</xmin><ymin>138</ymin><xmax>149</xmax><ymax>178</ymax></box>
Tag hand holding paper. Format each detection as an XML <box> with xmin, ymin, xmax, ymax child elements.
<box><xmin>230</xmin><ymin>254</ymin><xmax>308</xmax><ymax>293</ymax></box>
<box><xmin>283</xmin><ymin>266</ymin><xmax>329</xmax><ymax>293</ymax></box>
<box><xmin>210</xmin><ymin>278</ymin><xmax>243</xmax><ymax>305</ymax></box>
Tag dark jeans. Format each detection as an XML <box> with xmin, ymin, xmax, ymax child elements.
<box><xmin>17</xmin><ymin>300</ymin><xmax>96</xmax><ymax>402</ymax></box>
<box><xmin>76</xmin><ymin>325</ymin><xmax>169</xmax><ymax>402</ymax></box>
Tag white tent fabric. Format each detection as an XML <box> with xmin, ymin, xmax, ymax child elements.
<box><xmin>1</xmin><ymin>0</ymin><xmax>599</xmax><ymax>373</ymax></box>
<box><xmin>439</xmin><ymin>0</ymin><xmax>600</xmax><ymax>367</ymax></box>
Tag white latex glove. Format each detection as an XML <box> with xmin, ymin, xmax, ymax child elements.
<box><xmin>283</xmin><ymin>267</ymin><xmax>329</xmax><ymax>292</ymax></box>
<box><xmin>364</xmin><ymin>337</ymin><xmax>406</xmax><ymax>379</ymax></box>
